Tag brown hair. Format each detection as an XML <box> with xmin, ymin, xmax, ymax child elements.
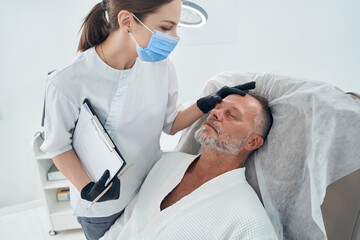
<box><xmin>247</xmin><ymin>92</ymin><xmax>273</xmax><ymax>141</ymax></box>
<box><xmin>78</xmin><ymin>0</ymin><xmax>175</xmax><ymax>52</ymax></box>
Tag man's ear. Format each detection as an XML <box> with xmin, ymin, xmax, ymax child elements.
<box><xmin>118</xmin><ymin>10</ymin><xmax>133</xmax><ymax>32</ymax></box>
<box><xmin>244</xmin><ymin>135</ymin><xmax>264</xmax><ymax>152</ymax></box>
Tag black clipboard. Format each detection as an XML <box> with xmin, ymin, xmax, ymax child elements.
<box><xmin>72</xmin><ymin>99</ymin><xmax>127</xmax><ymax>187</ymax></box>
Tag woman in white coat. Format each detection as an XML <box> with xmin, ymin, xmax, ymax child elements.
<box><xmin>40</xmin><ymin>0</ymin><xmax>254</xmax><ymax>239</ymax></box>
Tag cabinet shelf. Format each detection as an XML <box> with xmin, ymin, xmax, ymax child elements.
<box><xmin>32</xmin><ymin>130</ymin><xmax>81</xmax><ymax>233</ymax></box>
<box><xmin>44</xmin><ymin>179</ymin><xmax>71</xmax><ymax>190</ymax></box>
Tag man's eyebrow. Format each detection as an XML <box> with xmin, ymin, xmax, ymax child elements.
<box><xmin>161</xmin><ymin>20</ymin><xmax>177</xmax><ymax>25</ymax></box>
<box><xmin>230</xmin><ymin>106</ymin><xmax>243</xmax><ymax>116</ymax></box>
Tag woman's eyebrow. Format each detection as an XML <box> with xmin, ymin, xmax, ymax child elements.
<box><xmin>161</xmin><ymin>20</ymin><xmax>176</xmax><ymax>25</ymax></box>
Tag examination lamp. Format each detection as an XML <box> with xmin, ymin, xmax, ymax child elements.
<box><xmin>179</xmin><ymin>1</ymin><xmax>208</xmax><ymax>28</ymax></box>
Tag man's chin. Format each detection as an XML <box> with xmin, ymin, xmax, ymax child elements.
<box><xmin>195</xmin><ymin>129</ymin><xmax>212</xmax><ymax>144</ymax></box>
<box><xmin>202</xmin><ymin>125</ymin><xmax>222</xmax><ymax>139</ymax></box>
<box><xmin>197</xmin><ymin>132</ymin><xmax>243</xmax><ymax>155</ymax></box>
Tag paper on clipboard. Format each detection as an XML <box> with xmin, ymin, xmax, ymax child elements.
<box><xmin>72</xmin><ymin>100</ymin><xmax>125</xmax><ymax>186</ymax></box>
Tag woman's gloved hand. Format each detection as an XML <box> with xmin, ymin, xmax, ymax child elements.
<box><xmin>81</xmin><ymin>170</ymin><xmax>120</xmax><ymax>202</ymax></box>
<box><xmin>196</xmin><ymin>81</ymin><xmax>256</xmax><ymax>114</ymax></box>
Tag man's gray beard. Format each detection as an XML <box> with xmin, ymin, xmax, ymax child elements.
<box><xmin>194</xmin><ymin>125</ymin><xmax>247</xmax><ymax>155</ymax></box>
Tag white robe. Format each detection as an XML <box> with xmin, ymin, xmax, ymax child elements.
<box><xmin>102</xmin><ymin>152</ymin><xmax>278</xmax><ymax>240</ymax></box>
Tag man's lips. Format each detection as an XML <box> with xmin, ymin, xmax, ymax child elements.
<box><xmin>203</xmin><ymin>121</ymin><xmax>218</xmax><ymax>134</ymax></box>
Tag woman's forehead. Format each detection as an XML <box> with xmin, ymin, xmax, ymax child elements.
<box><xmin>145</xmin><ymin>0</ymin><xmax>182</xmax><ymax>24</ymax></box>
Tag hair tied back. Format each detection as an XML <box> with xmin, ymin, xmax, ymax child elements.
<box><xmin>101</xmin><ymin>0</ymin><xmax>106</xmax><ymax>11</ymax></box>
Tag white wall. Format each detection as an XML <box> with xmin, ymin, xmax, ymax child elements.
<box><xmin>1</xmin><ymin>0</ymin><xmax>359</xmax><ymax>209</ymax></box>
<box><xmin>172</xmin><ymin>0</ymin><xmax>360</xmax><ymax>104</ymax></box>
<box><xmin>0</xmin><ymin>0</ymin><xmax>99</xmax><ymax>208</ymax></box>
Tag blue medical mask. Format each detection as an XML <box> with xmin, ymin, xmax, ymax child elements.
<box><xmin>128</xmin><ymin>13</ymin><xmax>180</xmax><ymax>62</ymax></box>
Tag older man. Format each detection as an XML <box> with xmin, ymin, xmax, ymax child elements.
<box><xmin>101</xmin><ymin>92</ymin><xmax>278</xmax><ymax>240</ymax></box>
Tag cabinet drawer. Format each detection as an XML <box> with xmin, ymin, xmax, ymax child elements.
<box><xmin>51</xmin><ymin>214</ymin><xmax>81</xmax><ymax>231</ymax></box>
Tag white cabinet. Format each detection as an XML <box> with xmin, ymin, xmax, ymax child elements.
<box><xmin>32</xmin><ymin>130</ymin><xmax>81</xmax><ymax>236</ymax></box>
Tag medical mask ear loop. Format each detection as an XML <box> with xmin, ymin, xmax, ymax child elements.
<box><xmin>128</xmin><ymin>13</ymin><xmax>154</xmax><ymax>47</ymax></box>
<box><xmin>131</xmin><ymin>13</ymin><xmax>154</xmax><ymax>34</ymax></box>
<box><xmin>128</xmin><ymin>30</ymin><xmax>139</xmax><ymax>46</ymax></box>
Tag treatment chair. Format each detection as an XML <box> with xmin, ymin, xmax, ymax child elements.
<box><xmin>175</xmin><ymin>72</ymin><xmax>360</xmax><ymax>240</ymax></box>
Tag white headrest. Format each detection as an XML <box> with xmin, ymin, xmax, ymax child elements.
<box><xmin>175</xmin><ymin>72</ymin><xmax>360</xmax><ymax>239</ymax></box>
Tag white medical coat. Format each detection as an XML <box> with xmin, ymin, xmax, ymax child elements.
<box><xmin>40</xmin><ymin>47</ymin><xmax>181</xmax><ymax>217</ymax></box>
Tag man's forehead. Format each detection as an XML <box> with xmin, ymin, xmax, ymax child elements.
<box><xmin>222</xmin><ymin>94</ymin><xmax>260</xmax><ymax>112</ymax></box>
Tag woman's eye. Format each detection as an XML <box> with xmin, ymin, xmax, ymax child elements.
<box><xmin>161</xmin><ymin>27</ymin><xmax>171</xmax><ymax>31</ymax></box>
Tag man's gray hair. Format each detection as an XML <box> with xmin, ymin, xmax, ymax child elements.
<box><xmin>247</xmin><ymin>92</ymin><xmax>273</xmax><ymax>140</ymax></box>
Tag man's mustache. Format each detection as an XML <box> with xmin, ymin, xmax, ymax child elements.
<box><xmin>205</xmin><ymin>119</ymin><xmax>220</xmax><ymax>134</ymax></box>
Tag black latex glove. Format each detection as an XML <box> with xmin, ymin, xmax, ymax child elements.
<box><xmin>197</xmin><ymin>81</ymin><xmax>256</xmax><ymax>114</ymax></box>
<box><xmin>81</xmin><ymin>170</ymin><xmax>120</xmax><ymax>202</ymax></box>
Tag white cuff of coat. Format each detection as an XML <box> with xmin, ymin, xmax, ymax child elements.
<box><xmin>162</xmin><ymin>104</ymin><xmax>182</xmax><ymax>134</ymax></box>
<box><xmin>43</xmin><ymin>145</ymin><xmax>73</xmax><ymax>158</ymax></box>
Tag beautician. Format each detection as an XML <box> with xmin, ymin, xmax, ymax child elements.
<box><xmin>40</xmin><ymin>0</ymin><xmax>254</xmax><ymax>239</ymax></box>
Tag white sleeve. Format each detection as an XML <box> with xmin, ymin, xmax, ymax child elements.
<box><xmin>40</xmin><ymin>79</ymin><xmax>79</xmax><ymax>157</ymax></box>
<box><xmin>100</xmin><ymin>193</ymin><xmax>140</xmax><ymax>240</ymax></box>
<box><xmin>162</xmin><ymin>59</ymin><xmax>182</xmax><ymax>134</ymax></box>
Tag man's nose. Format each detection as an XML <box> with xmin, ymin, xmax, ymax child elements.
<box><xmin>209</xmin><ymin>108</ymin><xmax>223</xmax><ymax>121</ymax></box>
